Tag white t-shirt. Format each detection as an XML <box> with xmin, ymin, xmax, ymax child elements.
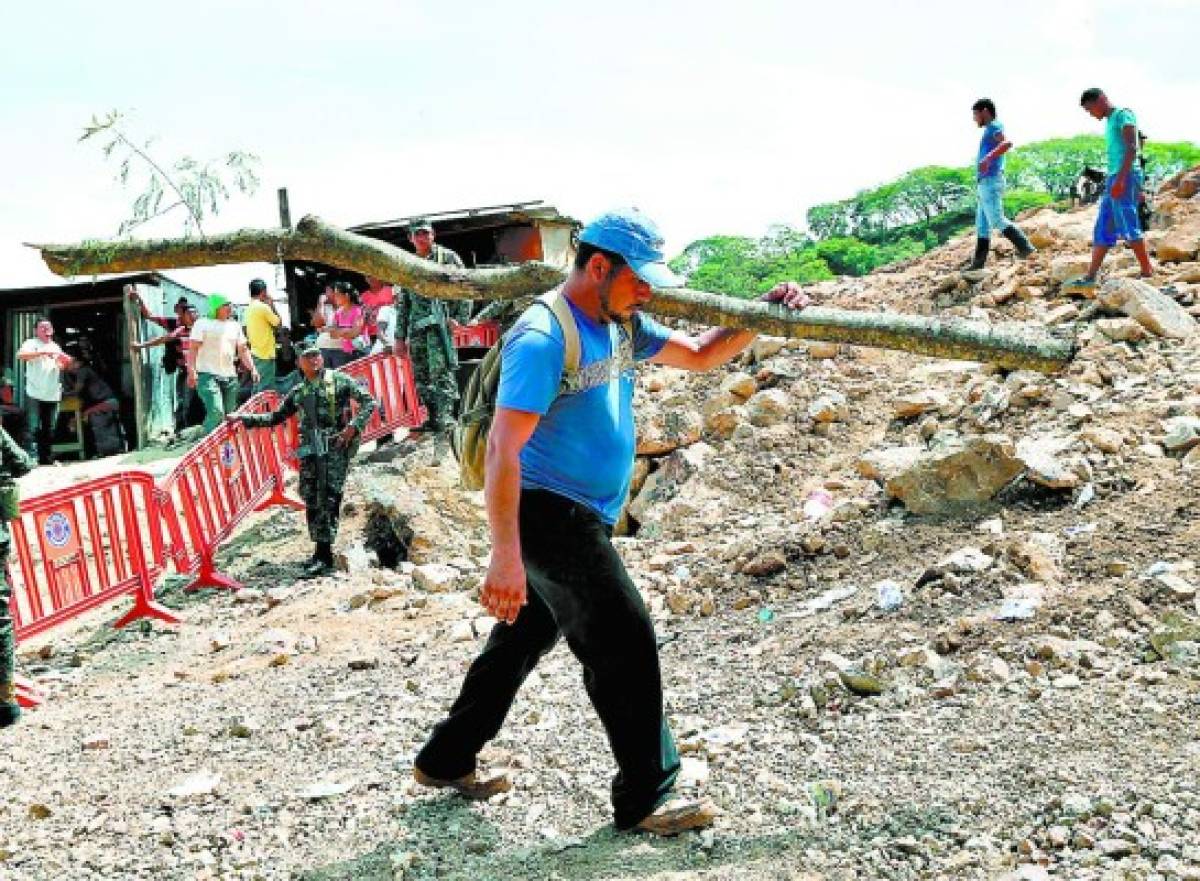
<box><xmin>315</xmin><ymin>303</ymin><xmax>336</xmax><ymax>351</ymax></box>
<box><xmin>371</xmin><ymin>304</ymin><xmax>398</xmax><ymax>353</ymax></box>
<box><xmin>189</xmin><ymin>318</ymin><xmax>246</xmax><ymax>378</ymax></box>
<box><xmin>19</xmin><ymin>338</ymin><xmax>65</xmax><ymax>402</ymax></box>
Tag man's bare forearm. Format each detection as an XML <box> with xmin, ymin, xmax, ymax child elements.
<box><xmin>693</xmin><ymin>327</ymin><xmax>757</xmax><ymax>370</ymax></box>
<box><xmin>484</xmin><ymin>444</ymin><xmax>523</xmax><ymax>560</ymax></box>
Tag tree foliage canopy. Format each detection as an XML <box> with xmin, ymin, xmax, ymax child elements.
<box><xmin>674</xmin><ymin>134</ymin><xmax>1199</xmax><ymax>298</ymax></box>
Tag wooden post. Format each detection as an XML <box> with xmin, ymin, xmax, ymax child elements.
<box><xmin>278</xmin><ymin>188</ymin><xmax>292</xmax><ymax>230</ymax></box>
<box><xmin>123</xmin><ymin>287</ymin><xmax>147</xmax><ymax>450</ymax></box>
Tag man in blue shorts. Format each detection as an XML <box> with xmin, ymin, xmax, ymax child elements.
<box><xmin>965</xmin><ymin>98</ymin><xmax>1036</xmax><ymax>275</ymax></box>
<box><xmin>413</xmin><ymin>208</ymin><xmax>811</xmax><ymax>835</ymax></box>
<box><xmin>1064</xmin><ymin>88</ymin><xmax>1155</xmax><ymax>293</ymax></box>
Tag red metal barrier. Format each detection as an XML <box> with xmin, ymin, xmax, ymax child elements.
<box><xmin>452</xmin><ymin>320</ymin><xmax>500</xmax><ymax>349</ymax></box>
<box><xmin>157</xmin><ymin>392</ymin><xmax>302</xmax><ymax>592</ymax></box>
<box><xmin>13</xmin><ymin>674</ymin><xmax>45</xmax><ymax>709</ymax></box>
<box><xmin>7</xmin><ymin>471</ymin><xmax>180</xmax><ymax>709</ymax></box>
<box><xmin>238</xmin><ymin>391</ymin><xmax>305</xmax><ymax>512</ymax></box>
<box><xmin>341</xmin><ymin>352</ymin><xmax>427</xmax><ymax>442</ymax></box>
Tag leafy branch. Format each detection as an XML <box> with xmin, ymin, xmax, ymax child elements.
<box><xmin>81</xmin><ymin>110</ymin><xmax>261</xmax><ymax>238</ymax></box>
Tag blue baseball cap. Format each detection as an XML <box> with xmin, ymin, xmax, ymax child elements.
<box><xmin>578</xmin><ymin>208</ymin><xmax>682</xmax><ymax>288</ymax></box>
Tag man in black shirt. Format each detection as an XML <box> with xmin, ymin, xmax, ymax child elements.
<box><xmin>63</xmin><ymin>357</ymin><xmax>124</xmax><ymax>457</ymax></box>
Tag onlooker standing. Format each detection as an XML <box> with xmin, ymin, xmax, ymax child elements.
<box><xmin>325</xmin><ymin>282</ymin><xmax>367</xmax><ymax>368</ymax></box>
<box><xmin>965</xmin><ymin>98</ymin><xmax>1035</xmax><ymax>274</ymax></box>
<box><xmin>371</xmin><ymin>297</ymin><xmax>398</xmax><ymax>355</ymax></box>
<box><xmin>360</xmin><ymin>276</ymin><xmax>395</xmax><ymax>346</ymax></box>
<box><xmin>311</xmin><ymin>279</ymin><xmax>341</xmax><ymax>366</ymax></box>
<box><xmin>1064</xmin><ymin>88</ymin><xmax>1155</xmax><ymax>293</ymax></box>
<box><xmin>188</xmin><ymin>294</ymin><xmax>258</xmax><ymax>434</ymax></box>
<box><xmin>16</xmin><ymin>319</ymin><xmax>70</xmax><ymax>465</ymax></box>
<box><xmin>244</xmin><ymin>278</ymin><xmax>282</xmax><ymax>393</ymax></box>
<box><xmin>128</xmin><ymin>286</ymin><xmax>198</xmax><ymax>433</ymax></box>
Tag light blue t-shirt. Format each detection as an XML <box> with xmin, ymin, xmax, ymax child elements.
<box><xmin>977</xmin><ymin>121</ymin><xmax>1005</xmax><ymax>180</ymax></box>
<box><xmin>1105</xmin><ymin>107</ymin><xmax>1137</xmax><ymax>176</ymax></box>
<box><xmin>496</xmin><ymin>297</ymin><xmax>673</xmax><ymax>524</ymax></box>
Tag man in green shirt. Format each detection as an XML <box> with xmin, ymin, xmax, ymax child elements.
<box><xmin>228</xmin><ymin>343</ymin><xmax>376</xmax><ymax>577</ymax></box>
<box><xmin>1064</xmin><ymin>88</ymin><xmax>1154</xmax><ymax>293</ymax></box>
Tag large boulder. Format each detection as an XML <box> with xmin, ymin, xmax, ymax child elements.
<box><xmin>627</xmin><ymin>443</ymin><xmax>714</xmax><ymax>523</ymax></box>
<box><xmin>1156</xmin><ymin>231</ymin><xmax>1199</xmax><ymax>263</ymax></box>
<box><xmin>1097</xmin><ymin>278</ymin><xmax>1198</xmax><ymax>339</ymax></box>
<box><xmin>857</xmin><ymin>446</ymin><xmax>924</xmax><ymax>482</ymax></box>
<box><xmin>882</xmin><ymin>434</ymin><xmax>1025</xmax><ymax>515</ymax></box>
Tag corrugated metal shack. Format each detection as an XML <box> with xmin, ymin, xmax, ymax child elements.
<box><xmin>0</xmin><ymin>272</ymin><xmax>206</xmax><ymax>453</ymax></box>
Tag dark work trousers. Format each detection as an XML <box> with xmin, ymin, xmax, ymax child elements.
<box><xmin>415</xmin><ymin>489</ymin><xmax>681</xmax><ymax>829</ymax></box>
<box><xmin>26</xmin><ymin>397</ymin><xmax>59</xmax><ymax>465</ymax></box>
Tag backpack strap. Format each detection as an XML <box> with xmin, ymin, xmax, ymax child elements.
<box><xmin>537</xmin><ymin>289</ymin><xmax>581</xmax><ymax>375</ymax></box>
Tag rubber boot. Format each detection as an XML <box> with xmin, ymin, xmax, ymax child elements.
<box><xmin>1001</xmin><ymin>225</ymin><xmax>1036</xmax><ymax>258</ymax></box>
<box><xmin>0</xmin><ymin>681</ymin><xmax>20</xmax><ymax>728</ymax></box>
<box><xmin>967</xmin><ymin>237</ymin><xmax>989</xmax><ymax>271</ymax></box>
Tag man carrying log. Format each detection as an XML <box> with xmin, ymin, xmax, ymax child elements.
<box><xmin>227</xmin><ymin>343</ymin><xmax>376</xmax><ymax>577</ymax></box>
<box><xmin>412</xmin><ymin>208</ymin><xmax>811</xmax><ymax>835</ymax></box>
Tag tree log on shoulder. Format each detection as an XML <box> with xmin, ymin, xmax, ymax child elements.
<box><xmin>30</xmin><ymin>215</ymin><xmax>1076</xmax><ymax>373</ymax></box>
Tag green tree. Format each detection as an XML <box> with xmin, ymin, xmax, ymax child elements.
<box><xmin>81</xmin><ymin>110</ymin><xmax>260</xmax><ymax>237</ymax></box>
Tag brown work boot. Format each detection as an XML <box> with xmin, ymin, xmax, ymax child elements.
<box><xmin>412</xmin><ymin>766</ymin><xmax>511</xmax><ymax>800</ymax></box>
<box><xmin>635</xmin><ymin>797</ymin><xmax>719</xmax><ymax>836</ymax></box>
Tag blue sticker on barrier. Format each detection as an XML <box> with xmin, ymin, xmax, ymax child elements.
<box><xmin>44</xmin><ymin>511</ymin><xmax>73</xmax><ymax>548</ymax></box>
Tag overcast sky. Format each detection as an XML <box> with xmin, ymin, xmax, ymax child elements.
<box><xmin>2</xmin><ymin>0</ymin><xmax>1197</xmax><ymax>301</ymax></box>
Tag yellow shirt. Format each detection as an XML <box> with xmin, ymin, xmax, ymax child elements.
<box><xmin>244</xmin><ymin>299</ymin><xmax>281</xmax><ymax>360</ymax></box>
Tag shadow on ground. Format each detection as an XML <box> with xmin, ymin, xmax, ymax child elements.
<box><xmin>298</xmin><ymin>795</ymin><xmax>830</xmax><ymax>881</ymax></box>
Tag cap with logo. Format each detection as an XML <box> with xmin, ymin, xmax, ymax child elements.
<box><xmin>578</xmin><ymin>207</ymin><xmax>682</xmax><ymax>289</ymax></box>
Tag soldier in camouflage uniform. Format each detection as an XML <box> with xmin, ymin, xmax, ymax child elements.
<box><xmin>1</xmin><ymin>426</ymin><xmax>35</xmax><ymax>727</ymax></box>
<box><xmin>230</xmin><ymin>344</ymin><xmax>376</xmax><ymax>577</ymax></box>
<box><xmin>396</xmin><ymin>219</ymin><xmax>472</xmax><ymax>433</ymax></box>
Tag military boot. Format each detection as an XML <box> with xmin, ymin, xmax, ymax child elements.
<box><xmin>1001</xmin><ymin>225</ymin><xmax>1036</xmax><ymax>258</ymax></box>
<box><xmin>303</xmin><ymin>542</ymin><xmax>335</xmax><ymax>578</ymax></box>
<box><xmin>0</xmin><ymin>681</ymin><xmax>20</xmax><ymax>728</ymax></box>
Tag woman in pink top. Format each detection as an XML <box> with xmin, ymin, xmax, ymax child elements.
<box><xmin>324</xmin><ymin>282</ymin><xmax>366</xmax><ymax>368</ymax></box>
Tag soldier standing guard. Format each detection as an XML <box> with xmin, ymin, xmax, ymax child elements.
<box><xmin>396</xmin><ymin>219</ymin><xmax>472</xmax><ymax>435</ymax></box>
<box><xmin>0</xmin><ymin>426</ymin><xmax>35</xmax><ymax>727</ymax></box>
<box><xmin>228</xmin><ymin>344</ymin><xmax>376</xmax><ymax>577</ymax></box>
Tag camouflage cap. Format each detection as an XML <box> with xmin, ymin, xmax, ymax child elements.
<box><xmin>297</xmin><ymin>341</ymin><xmax>322</xmax><ymax>358</ymax></box>
<box><xmin>408</xmin><ymin>217</ymin><xmax>434</xmax><ymax>233</ymax></box>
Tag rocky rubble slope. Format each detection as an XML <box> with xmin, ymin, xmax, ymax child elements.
<box><xmin>2</xmin><ymin>167</ymin><xmax>1200</xmax><ymax>881</ymax></box>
